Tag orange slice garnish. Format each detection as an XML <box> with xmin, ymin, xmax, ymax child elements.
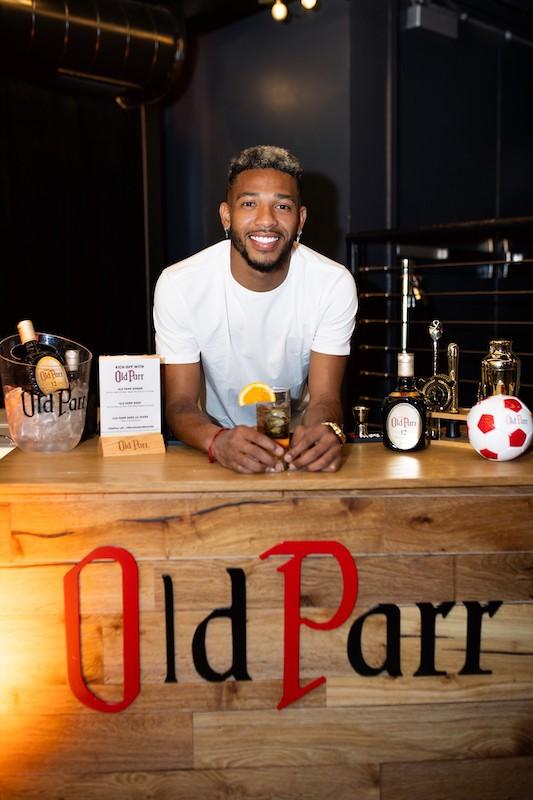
<box><xmin>238</xmin><ymin>382</ymin><xmax>276</xmax><ymax>406</ymax></box>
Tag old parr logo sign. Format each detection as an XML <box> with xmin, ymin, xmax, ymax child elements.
<box><xmin>63</xmin><ymin>542</ymin><xmax>502</xmax><ymax>713</ymax></box>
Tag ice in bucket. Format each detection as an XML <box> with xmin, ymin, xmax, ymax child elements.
<box><xmin>0</xmin><ymin>330</ymin><xmax>92</xmax><ymax>452</ymax></box>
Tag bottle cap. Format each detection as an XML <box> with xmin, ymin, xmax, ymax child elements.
<box><xmin>17</xmin><ymin>319</ymin><xmax>38</xmax><ymax>344</ymax></box>
<box><xmin>397</xmin><ymin>351</ymin><xmax>414</xmax><ymax>377</ymax></box>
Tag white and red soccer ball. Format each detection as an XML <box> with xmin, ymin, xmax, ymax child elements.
<box><xmin>467</xmin><ymin>395</ymin><xmax>532</xmax><ymax>461</ymax></box>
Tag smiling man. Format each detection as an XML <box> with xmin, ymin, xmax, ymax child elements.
<box><xmin>154</xmin><ymin>145</ymin><xmax>358</xmax><ymax>473</ymax></box>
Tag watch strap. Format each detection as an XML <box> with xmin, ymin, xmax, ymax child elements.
<box><xmin>321</xmin><ymin>421</ymin><xmax>346</xmax><ymax>445</ymax></box>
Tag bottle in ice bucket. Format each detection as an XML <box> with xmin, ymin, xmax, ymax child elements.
<box><xmin>16</xmin><ymin>319</ymin><xmax>68</xmax><ymax>396</ymax></box>
<box><xmin>0</xmin><ymin>322</ymin><xmax>93</xmax><ymax>451</ymax></box>
<box><xmin>382</xmin><ymin>352</ymin><xmax>429</xmax><ymax>452</ymax></box>
<box><xmin>65</xmin><ymin>348</ymin><xmax>80</xmax><ymax>382</ymax></box>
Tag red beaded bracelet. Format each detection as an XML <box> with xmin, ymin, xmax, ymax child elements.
<box><xmin>207</xmin><ymin>427</ymin><xmax>229</xmax><ymax>463</ymax></box>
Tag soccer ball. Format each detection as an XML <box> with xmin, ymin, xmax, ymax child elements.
<box><xmin>467</xmin><ymin>395</ymin><xmax>532</xmax><ymax>461</ymax></box>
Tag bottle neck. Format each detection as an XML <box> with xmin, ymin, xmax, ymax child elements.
<box><xmin>396</xmin><ymin>375</ymin><xmax>417</xmax><ymax>391</ymax></box>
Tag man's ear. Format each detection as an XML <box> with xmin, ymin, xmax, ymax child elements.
<box><xmin>219</xmin><ymin>201</ymin><xmax>231</xmax><ymax>231</ymax></box>
<box><xmin>298</xmin><ymin>205</ymin><xmax>307</xmax><ymax>234</ymax></box>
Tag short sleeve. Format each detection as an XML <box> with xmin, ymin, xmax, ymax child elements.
<box><xmin>311</xmin><ymin>268</ymin><xmax>358</xmax><ymax>356</ymax></box>
<box><xmin>153</xmin><ymin>269</ymin><xmax>200</xmax><ymax>364</ymax></box>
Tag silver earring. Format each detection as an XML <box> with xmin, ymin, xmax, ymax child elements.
<box><xmin>225</xmin><ymin>228</ymin><xmax>230</xmax><ymax>240</ymax></box>
<box><xmin>296</xmin><ymin>231</ymin><xmax>302</xmax><ymax>243</ymax></box>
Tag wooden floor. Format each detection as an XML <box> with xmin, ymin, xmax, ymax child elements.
<box><xmin>0</xmin><ymin>440</ymin><xmax>532</xmax><ymax>798</ymax></box>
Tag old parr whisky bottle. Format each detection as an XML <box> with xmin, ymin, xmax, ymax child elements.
<box><xmin>16</xmin><ymin>319</ymin><xmax>68</xmax><ymax>396</ymax></box>
<box><xmin>382</xmin><ymin>352</ymin><xmax>428</xmax><ymax>452</ymax></box>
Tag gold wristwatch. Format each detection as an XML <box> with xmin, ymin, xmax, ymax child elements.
<box><xmin>321</xmin><ymin>421</ymin><xmax>346</xmax><ymax>445</ymax></box>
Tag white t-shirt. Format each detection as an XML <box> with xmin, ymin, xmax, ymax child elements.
<box><xmin>154</xmin><ymin>240</ymin><xmax>358</xmax><ymax>428</ymax></box>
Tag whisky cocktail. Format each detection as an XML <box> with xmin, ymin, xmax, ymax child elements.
<box><xmin>256</xmin><ymin>387</ymin><xmax>291</xmax><ymax>450</ymax></box>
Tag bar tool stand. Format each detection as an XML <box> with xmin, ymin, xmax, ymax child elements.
<box><xmin>425</xmin><ymin>335</ymin><xmax>470</xmax><ymax>444</ymax></box>
<box><xmin>419</xmin><ymin>320</ymin><xmax>454</xmax><ymax>439</ymax></box>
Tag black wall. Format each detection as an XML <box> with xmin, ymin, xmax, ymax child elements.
<box><xmin>398</xmin><ymin>15</ymin><xmax>533</xmax><ymax>226</ymax></box>
<box><xmin>0</xmin><ymin>78</ymin><xmax>147</xmax><ymax>359</ymax></box>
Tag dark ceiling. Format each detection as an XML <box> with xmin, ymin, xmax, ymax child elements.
<box><xmin>181</xmin><ymin>0</ymin><xmax>261</xmax><ymax>33</ymax></box>
<box><xmin>180</xmin><ymin>0</ymin><xmax>533</xmax><ymax>40</ymax></box>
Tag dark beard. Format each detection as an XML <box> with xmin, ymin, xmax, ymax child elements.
<box><xmin>229</xmin><ymin>230</ymin><xmax>295</xmax><ymax>273</ymax></box>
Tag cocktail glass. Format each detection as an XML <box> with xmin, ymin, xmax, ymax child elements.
<box><xmin>256</xmin><ymin>387</ymin><xmax>291</xmax><ymax>454</ymax></box>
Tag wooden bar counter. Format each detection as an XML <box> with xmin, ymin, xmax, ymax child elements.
<box><xmin>0</xmin><ymin>439</ymin><xmax>532</xmax><ymax>799</ymax></box>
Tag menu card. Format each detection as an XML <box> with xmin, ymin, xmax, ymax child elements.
<box><xmin>99</xmin><ymin>355</ymin><xmax>162</xmax><ymax>437</ymax></box>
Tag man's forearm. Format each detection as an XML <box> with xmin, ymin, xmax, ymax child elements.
<box><xmin>301</xmin><ymin>397</ymin><xmax>343</xmax><ymax>428</ymax></box>
<box><xmin>166</xmin><ymin>401</ymin><xmax>222</xmax><ymax>452</ymax></box>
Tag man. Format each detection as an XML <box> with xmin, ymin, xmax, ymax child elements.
<box><xmin>154</xmin><ymin>145</ymin><xmax>357</xmax><ymax>473</ymax></box>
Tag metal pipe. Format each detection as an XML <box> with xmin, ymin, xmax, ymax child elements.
<box><xmin>361</xmin><ymin>290</ymin><xmax>533</xmax><ymax>298</ymax></box>
<box><xmin>359</xmin><ymin>318</ymin><xmax>533</xmax><ymax>326</ymax></box>
<box><xmin>401</xmin><ymin>257</ymin><xmax>409</xmax><ymax>352</ymax></box>
<box><xmin>141</xmin><ymin>103</ymin><xmax>151</xmax><ymax>352</ymax></box>
<box><xmin>361</xmin><ymin>257</ymin><xmax>533</xmax><ymax>272</ymax></box>
<box><xmin>0</xmin><ymin>0</ymin><xmax>186</xmax><ymax>107</ymax></box>
<box><xmin>460</xmin><ymin>12</ymin><xmax>533</xmax><ymax>51</ymax></box>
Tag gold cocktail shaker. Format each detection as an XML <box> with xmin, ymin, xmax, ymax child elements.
<box><xmin>479</xmin><ymin>339</ymin><xmax>521</xmax><ymax>399</ymax></box>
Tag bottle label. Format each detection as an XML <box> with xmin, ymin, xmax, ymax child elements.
<box><xmin>35</xmin><ymin>355</ymin><xmax>69</xmax><ymax>394</ymax></box>
<box><xmin>386</xmin><ymin>402</ymin><xmax>422</xmax><ymax>449</ymax></box>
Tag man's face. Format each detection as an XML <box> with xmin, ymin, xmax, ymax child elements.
<box><xmin>219</xmin><ymin>169</ymin><xmax>307</xmax><ymax>274</ymax></box>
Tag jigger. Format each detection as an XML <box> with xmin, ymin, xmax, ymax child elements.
<box><xmin>352</xmin><ymin>405</ymin><xmax>369</xmax><ymax>438</ymax></box>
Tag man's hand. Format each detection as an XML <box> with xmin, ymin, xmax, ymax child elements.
<box><xmin>284</xmin><ymin>423</ymin><xmax>343</xmax><ymax>472</ymax></box>
<box><xmin>213</xmin><ymin>425</ymin><xmax>286</xmax><ymax>473</ymax></box>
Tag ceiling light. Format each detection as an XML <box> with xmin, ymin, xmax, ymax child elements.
<box><xmin>301</xmin><ymin>0</ymin><xmax>318</xmax><ymax>9</ymax></box>
<box><xmin>272</xmin><ymin>1</ymin><xmax>288</xmax><ymax>21</ymax></box>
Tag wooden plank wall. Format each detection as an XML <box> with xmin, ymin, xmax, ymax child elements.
<box><xmin>0</xmin><ymin>490</ymin><xmax>532</xmax><ymax>799</ymax></box>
